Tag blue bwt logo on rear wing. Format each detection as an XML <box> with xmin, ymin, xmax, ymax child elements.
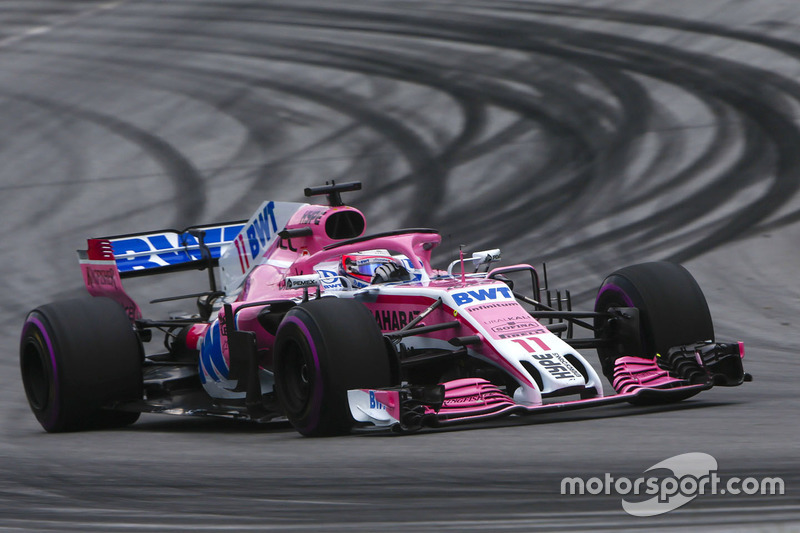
<box><xmin>105</xmin><ymin>222</ymin><xmax>247</xmax><ymax>274</ymax></box>
<box><xmin>81</xmin><ymin>201</ymin><xmax>305</xmax><ymax>295</ymax></box>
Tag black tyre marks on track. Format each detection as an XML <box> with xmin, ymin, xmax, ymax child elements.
<box><xmin>2</xmin><ymin>92</ymin><xmax>207</xmax><ymax>226</ymax></box>
<box><xmin>2</xmin><ymin>3</ymin><xmax>800</xmax><ymax>531</ymax></box>
<box><xmin>13</xmin><ymin>0</ymin><xmax>798</xmax><ymax>283</ymax></box>
<box><xmin>0</xmin><ymin>98</ymin><xmax>88</xmax><ymax>233</ymax></box>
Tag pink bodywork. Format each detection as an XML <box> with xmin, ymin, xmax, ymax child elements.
<box><xmin>200</xmin><ymin>203</ymin><xmax>540</xmax><ymax>380</ymax></box>
<box><xmin>422</xmin><ymin>354</ymin><xmax>707</xmax><ymax>425</ymax></box>
<box><xmin>77</xmin><ymin>200</ymin><xmax>720</xmax><ymax>429</ymax></box>
<box><xmin>434</xmin><ymin>378</ymin><xmax>516</xmax><ymax>416</ymax></box>
<box><xmin>612</xmin><ymin>356</ymin><xmax>685</xmax><ymax>394</ymax></box>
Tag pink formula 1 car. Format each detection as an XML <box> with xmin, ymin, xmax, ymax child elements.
<box><xmin>20</xmin><ymin>182</ymin><xmax>750</xmax><ymax>436</ymax></box>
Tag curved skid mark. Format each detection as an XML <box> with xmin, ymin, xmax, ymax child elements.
<box><xmin>3</xmin><ymin>92</ymin><xmax>206</xmax><ymax>227</ymax></box>
<box><xmin>51</xmin><ymin>7</ymin><xmax>596</xmax><ymax>227</ymax></box>
<box><xmin>30</xmin><ymin>41</ymin><xmax>452</xmax><ymax>225</ymax></box>
<box><xmin>9</xmin><ymin>49</ymin><xmax>366</xmax><ymax>221</ymax></box>
<box><xmin>0</xmin><ymin>97</ymin><xmax>88</xmax><ymax>233</ymax></box>
<box><xmin>15</xmin><ymin>0</ymin><xmax>800</xmax><ymax>262</ymax></box>
<box><xmin>36</xmin><ymin>7</ymin><xmax>609</xmax><ymax>233</ymax></box>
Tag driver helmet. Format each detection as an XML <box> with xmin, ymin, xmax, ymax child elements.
<box><xmin>340</xmin><ymin>253</ymin><xmax>398</xmax><ymax>286</ymax></box>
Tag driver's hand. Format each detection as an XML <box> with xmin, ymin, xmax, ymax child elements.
<box><xmin>371</xmin><ymin>262</ymin><xmax>411</xmax><ymax>284</ymax></box>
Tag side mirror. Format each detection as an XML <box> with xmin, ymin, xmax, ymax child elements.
<box><xmin>284</xmin><ymin>274</ymin><xmax>321</xmax><ymax>289</ymax></box>
<box><xmin>472</xmin><ymin>249</ymin><xmax>501</xmax><ymax>270</ymax></box>
<box><xmin>446</xmin><ymin>249</ymin><xmax>502</xmax><ymax>276</ymax></box>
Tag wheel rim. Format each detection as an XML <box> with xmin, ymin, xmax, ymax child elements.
<box><xmin>22</xmin><ymin>336</ymin><xmax>50</xmax><ymax>411</ymax></box>
<box><xmin>279</xmin><ymin>339</ymin><xmax>313</xmax><ymax>415</ymax></box>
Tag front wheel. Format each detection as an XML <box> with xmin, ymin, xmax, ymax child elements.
<box><xmin>20</xmin><ymin>297</ymin><xmax>143</xmax><ymax>432</ymax></box>
<box><xmin>594</xmin><ymin>261</ymin><xmax>714</xmax><ymax>385</ymax></box>
<box><xmin>273</xmin><ymin>297</ymin><xmax>393</xmax><ymax>437</ymax></box>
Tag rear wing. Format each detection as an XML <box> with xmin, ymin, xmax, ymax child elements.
<box><xmin>76</xmin><ymin>221</ymin><xmax>246</xmax><ymax>320</ymax></box>
<box><xmin>77</xmin><ymin>201</ymin><xmax>306</xmax><ymax>306</ymax></box>
<box><xmin>91</xmin><ymin>221</ymin><xmax>247</xmax><ymax>278</ymax></box>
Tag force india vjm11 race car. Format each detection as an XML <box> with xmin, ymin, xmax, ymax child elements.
<box><xmin>20</xmin><ymin>182</ymin><xmax>751</xmax><ymax>436</ymax></box>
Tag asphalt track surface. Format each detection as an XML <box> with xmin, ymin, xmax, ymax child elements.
<box><xmin>1</xmin><ymin>1</ymin><xmax>799</xmax><ymax>530</ymax></box>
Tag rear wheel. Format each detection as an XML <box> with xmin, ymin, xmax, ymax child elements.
<box><xmin>594</xmin><ymin>262</ymin><xmax>714</xmax><ymax>385</ymax></box>
<box><xmin>20</xmin><ymin>297</ymin><xmax>143</xmax><ymax>432</ymax></box>
<box><xmin>273</xmin><ymin>297</ymin><xmax>393</xmax><ymax>437</ymax></box>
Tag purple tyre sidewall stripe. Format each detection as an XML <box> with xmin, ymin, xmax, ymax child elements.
<box><xmin>22</xmin><ymin>315</ymin><xmax>59</xmax><ymax>428</ymax></box>
<box><xmin>597</xmin><ymin>283</ymin><xmax>635</xmax><ymax>307</ymax></box>
<box><xmin>279</xmin><ymin>315</ymin><xmax>323</xmax><ymax>432</ymax></box>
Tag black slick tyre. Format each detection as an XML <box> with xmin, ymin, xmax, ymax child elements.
<box><xmin>20</xmin><ymin>297</ymin><xmax>143</xmax><ymax>432</ymax></box>
<box><xmin>594</xmin><ymin>261</ymin><xmax>714</xmax><ymax>385</ymax></box>
<box><xmin>273</xmin><ymin>297</ymin><xmax>392</xmax><ymax>437</ymax></box>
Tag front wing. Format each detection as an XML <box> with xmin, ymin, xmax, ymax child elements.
<box><xmin>348</xmin><ymin>344</ymin><xmax>748</xmax><ymax>432</ymax></box>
